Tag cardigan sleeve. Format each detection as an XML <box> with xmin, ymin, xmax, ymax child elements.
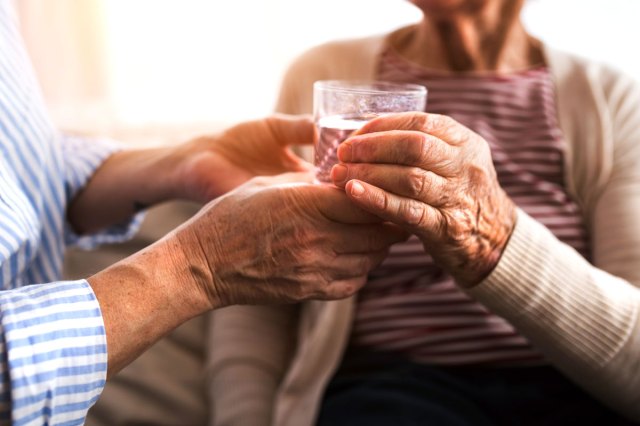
<box><xmin>207</xmin><ymin>305</ymin><xmax>299</xmax><ymax>426</ymax></box>
<box><xmin>467</xmin><ymin>69</ymin><xmax>640</xmax><ymax>421</ymax></box>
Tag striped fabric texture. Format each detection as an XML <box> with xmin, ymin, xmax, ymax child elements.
<box><xmin>0</xmin><ymin>2</ymin><xmax>139</xmax><ymax>424</ymax></box>
<box><xmin>350</xmin><ymin>48</ymin><xmax>591</xmax><ymax>366</ymax></box>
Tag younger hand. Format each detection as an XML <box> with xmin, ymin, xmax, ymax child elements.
<box><xmin>173</xmin><ymin>115</ymin><xmax>314</xmax><ymax>202</ymax></box>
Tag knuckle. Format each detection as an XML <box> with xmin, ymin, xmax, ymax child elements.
<box><xmin>441</xmin><ymin>115</ymin><xmax>458</xmax><ymax>128</ymax></box>
<box><xmin>443</xmin><ymin>209</ymin><xmax>472</xmax><ymax>243</ymax></box>
<box><xmin>328</xmin><ymin>286</ymin><xmax>349</xmax><ymax>300</ymax></box>
<box><xmin>318</xmin><ymin>281</ymin><xmax>342</xmax><ymax>300</ymax></box>
<box><xmin>398</xmin><ymin>200</ymin><xmax>425</xmax><ymax>226</ymax></box>
<box><xmin>327</xmin><ymin>246</ymin><xmax>341</xmax><ymax>261</ymax></box>
<box><xmin>305</xmin><ymin>271</ymin><xmax>331</xmax><ymax>296</ymax></box>
<box><xmin>406</xmin><ymin>167</ymin><xmax>428</xmax><ymax>197</ymax></box>
<box><xmin>435</xmin><ymin>181</ymin><xmax>453</xmax><ymax>205</ymax></box>
<box><xmin>408</xmin><ymin>112</ymin><xmax>429</xmax><ymax>129</ymax></box>
<box><xmin>424</xmin><ymin>113</ymin><xmax>443</xmax><ymax>130</ymax></box>
<box><xmin>371</xmin><ymin>190</ymin><xmax>388</xmax><ymax>212</ymax></box>
<box><xmin>427</xmin><ymin>114</ymin><xmax>458</xmax><ymax>138</ymax></box>
<box><xmin>432</xmin><ymin>113</ymin><xmax>455</xmax><ymax>128</ymax></box>
<box><xmin>304</xmin><ymin>284</ymin><xmax>321</xmax><ymax>302</ymax></box>
<box><xmin>340</xmin><ymin>277</ymin><xmax>366</xmax><ymax>298</ymax></box>
<box><xmin>319</xmin><ymin>269</ymin><xmax>334</xmax><ymax>287</ymax></box>
<box><xmin>407</xmin><ymin>132</ymin><xmax>429</xmax><ymax>165</ymax></box>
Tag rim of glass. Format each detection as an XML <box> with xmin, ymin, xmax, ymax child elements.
<box><xmin>314</xmin><ymin>80</ymin><xmax>427</xmax><ymax>96</ymax></box>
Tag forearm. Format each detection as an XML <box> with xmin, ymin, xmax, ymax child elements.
<box><xmin>467</xmin><ymin>209</ymin><xmax>640</xmax><ymax>420</ymax></box>
<box><xmin>0</xmin><ymin>236</ymin><xmax>213</xmax><ymax>422</ymax></box>
<box><xmin>88</xmin><ymin>229</ymin><xmax>216</xmax><ymax>378</ymax></box>
<box><xmin>66</xmin><ymin>115</ymin><xmax>318</xmax><ymax>235</ymax></box>
<box><xmin>67</xmin><ymin>147</ymin><xmax>182</xmax><ymax>235</ymax></box>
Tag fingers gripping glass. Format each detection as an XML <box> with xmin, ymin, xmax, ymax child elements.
<box><xmin>313</xmin><ymin>80</ymin><xmax>427</xmax><ymax>184</ymax></box>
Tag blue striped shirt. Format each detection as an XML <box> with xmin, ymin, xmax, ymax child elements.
<box><xmin>1</xmin><ymin>2</ymin><xmax>141</xmax><ymax>424</ymax></box>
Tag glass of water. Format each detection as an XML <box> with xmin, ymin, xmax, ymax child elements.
<box><xmin>313</xmin><ymin>80</ymin><xmax>427</xmax><ymax>183</ymax></box>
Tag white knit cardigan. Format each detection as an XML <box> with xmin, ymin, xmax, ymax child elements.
<box><xmin>208</xmin><ymin>32</ymin><xmax>640</xmax><ymax>426</ymax></box>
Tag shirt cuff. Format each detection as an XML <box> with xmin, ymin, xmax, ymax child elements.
<box><xmin>0</xmin><ymin>280</ymin><xmax>107</xmax><ymax>424</ymax></box>
<box><xmin>64</xmin><ymin>211</ymin><xmax>145</xmax><ymax>250</ymax></box>
<box><xmin>60</xmin><ymin>133</ymin><xmax>147</xmax><ymax>249</ymax></box>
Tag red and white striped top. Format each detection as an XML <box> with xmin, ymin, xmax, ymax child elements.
<box><xmin>349</xmin><ymin>48</ymin><xmax>591</xmax><ymax>366</ymax></box>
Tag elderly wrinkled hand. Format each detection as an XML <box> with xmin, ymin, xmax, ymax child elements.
<box><xmin>330</xmin><ymin>112</ymin><xmax>516</xmax><ymax>287</ymax></box>
<box><xmin>172</xmin><ymin>172</ymin><xmax>409</xmax><ymax>306</ymax></box>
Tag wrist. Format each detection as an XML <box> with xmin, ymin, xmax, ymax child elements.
<box><xmin>146</xmin><ymin>145</ymin><xmax>191</xmax><ymax>202</ymax></box>
<box><xmin>67</xmin><ymin>147</ymin><xmax>180</xmax><ymax>234</ymax></box>
<box><xmin>87</xmin><ymin>235</ymin><xmax>213</xmax><ymax>376</ymax></box>
<box><xmin>111</xmin><ymin>147</ymin><xmax>185</xmax><ymax>206</ymax></box>
<box><xmin>455</xmin><ymin>193</ymin><xmax>517</xmax><ymax>289</ymax></box>
<box><xmin>116</xmin><ymin>144</ymin><xmax>199</xmax><ymax>206</ymax></box>
<box><xmin>164</xmin><ymin>217</ymin><xmax>225</xmax><ymax>311</ymax></box>
<box><xmin>138</xmin><ymin>235</ymin><xmax>217</xmax><ymax>315</ymax></box>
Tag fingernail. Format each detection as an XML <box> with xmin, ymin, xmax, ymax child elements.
<box><xmin>338</xmin><ymin>143</ymin><xmax>352</xmax><ymax>162</ymax></box>
<box><xmin>331</xmin><ymin>164</ymin><xmax>348</xmax><ymax>183</ymax></box>
<box><xmin>350</xmin><ymin>181</ymin><xmax>365</xmax><ymax>197</ymax></box>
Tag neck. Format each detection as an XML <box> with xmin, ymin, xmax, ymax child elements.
<box><xmin>393</xmin><ymin>1</ymin><xmax>543</xmax><ymax>73</ymax></box>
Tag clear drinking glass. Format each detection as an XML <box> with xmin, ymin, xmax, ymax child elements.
<box><xmin>313</xmin><ymin>80</ymin><xmax>427</xmax><ymax>183</ymax></box>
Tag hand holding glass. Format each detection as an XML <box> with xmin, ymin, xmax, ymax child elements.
<box><xmin>313</xmin><ymin>80</ymin><xmax>427</xmax><ymax>183</ymax></box>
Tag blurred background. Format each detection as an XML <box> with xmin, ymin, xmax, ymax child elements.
<box><xmin>16</xmin><ymin>0</ymin><xmax>640</xmax><ymax>146</ymax></box>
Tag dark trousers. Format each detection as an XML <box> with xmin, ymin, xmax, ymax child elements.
<box><xmin>317</xmin><ymin>352</ymin><xmax>637</xmax><ymax>426</ymax></box>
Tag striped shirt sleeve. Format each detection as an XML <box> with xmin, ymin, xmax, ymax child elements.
<box><xmin>0</xmin><ymin>280</ymin><xmax>107</xmax><ymax>425</ymax></box>
<box><xmin>60</xmin><ymin>134</ymin><xmax>144</xmax><ymax>250</ymax></box>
